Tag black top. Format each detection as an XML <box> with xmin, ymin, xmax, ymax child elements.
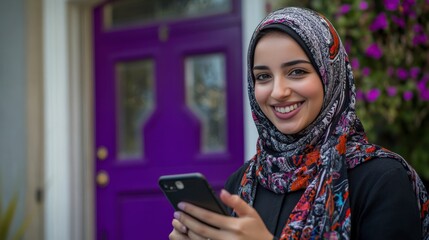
<box><xmin>224</xmin><ymin>158</ymin><xmax>422</xmax><ymax>239</ymax></box>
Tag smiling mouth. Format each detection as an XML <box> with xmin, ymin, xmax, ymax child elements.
<box><xmin>274</xmin><ymin>102</ymin><xmax>302</xmax><ymax>113</ymax></box>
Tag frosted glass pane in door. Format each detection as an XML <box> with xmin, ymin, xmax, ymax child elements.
<box><xmin>185</xmin><ymin>54</ymin><xmax>226</xmax><ymax>153</ymax></box>
<box><xmin>104</xmin><ymin>0</ymin><xmax>232</xmax><ymax>29</ymax></box>
<box><xmin>116</xmin><ymin>60</ymin><xmax>155</xmax><ymax>160</ymax></box>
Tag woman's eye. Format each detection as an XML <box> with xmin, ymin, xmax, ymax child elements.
<box><xmin>289</xmin><ymin>69</ymin><xmax>307</xmax><ymax>76</ymax></box>
<box><xmin>255</xmin><ymin>73</ymin><xmax>271</xmax><ymax>81</ymax></box>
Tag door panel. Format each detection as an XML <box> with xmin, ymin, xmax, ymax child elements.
<box><xmin>118</xmin><ymin>194</ymin><xmax>172</xmax><ymax>239</ymax></box>
<box><xmin>185</xmin><ymin>53</ymin><xmax>227</xmax><ymax>153</ymax></box>
<box><xmin>116</xmin><ymin>58</ymin><xmax>155</xmax><ymax>160</ymax></box>
<box><xmin>93</xmin><ymin>1</ymin><xmax>242</xmax><ymax>239</ymax></box>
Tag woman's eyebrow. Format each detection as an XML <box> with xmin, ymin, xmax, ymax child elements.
<box><xmin>253</xmin><ymin>60</ymin><xmax>312</xmax><ymax>71</ymax></box>
<box><xmin>252</xmin><ymin>65</ymin><xmax>269</xmax><ymax>71</ymax></box>
<box><xmin>281</xmin><ymin>60</ymin><xmax>311</xmax><ymax>68</ymax></box>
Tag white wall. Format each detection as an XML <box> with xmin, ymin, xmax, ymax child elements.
<box><xmin>242</xmin><ymin>0</ymin><xmax>265</xmax><ymax>161</ymax></box>
<box><xmin>0</xmin><ymin>0</ymin><xmax>28</xmax><ymax>234</ymax></box>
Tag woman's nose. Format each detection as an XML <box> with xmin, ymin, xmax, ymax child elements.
<box><xmin>271</xmin><ymin>77</ymin><xmax>291</xmax><ymax>99</ymax></box>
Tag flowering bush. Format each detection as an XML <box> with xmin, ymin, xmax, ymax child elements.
<box><xmin>270</xmin><ymin>0</ymin><xmax>429</xmax><ymax>179</ymax></box>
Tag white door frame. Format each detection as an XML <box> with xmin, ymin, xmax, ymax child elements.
<box><xmin>42</xmin><ymin>0</ymin><xmax>99</xmax><ymax>239</ymax></box>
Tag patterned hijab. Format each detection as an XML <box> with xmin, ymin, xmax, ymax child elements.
<box><xmin>239</xmin><ymin>7</ymin><xmax>429</xmax><ymax>239</ymax></box>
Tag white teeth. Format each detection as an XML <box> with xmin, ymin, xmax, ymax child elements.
<box><xmin>275</xmin><ymin>103</ymin><xmax>300</xmax><ymax>113</ymax></box>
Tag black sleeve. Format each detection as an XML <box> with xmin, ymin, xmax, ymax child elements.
<box><xmin>223</xmin><ymin>162</ymin><xmax>250</xmax><ymax>215</ymax></box>
<box><xmin>224</xmin><ymin>161</ymin><xmax>249</xmax><ymax>193</ymax></box>
<box><xmin>351</xmin><ymin>160</ymin><xmax>421</xmax><ymax>240</ymax></box>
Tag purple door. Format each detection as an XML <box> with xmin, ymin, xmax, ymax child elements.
<box><xmin>93</xmin><ymin>1</ymin><xmax>243</xmax><ymax>239</ymax></box>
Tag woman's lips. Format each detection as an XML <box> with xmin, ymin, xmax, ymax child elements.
<box><xmin>272</xmin><ymin>102</ymin><xmax>303</xmax><ymax>120</ymax></box>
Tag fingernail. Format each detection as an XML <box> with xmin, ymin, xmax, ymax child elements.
<box><xmin>174</xmin><ymin>211</ymin><xmax>181</xmax><ymax>219</ymax></box>
<box><xmin>178</xmin><ymin>202</ymin><xmax>185</xmax><ymax>210</ymax></box>
<box><xmin>221</xmin><ymin>189</ymin><xmax>231</xmax><ymax>196</ymax></box>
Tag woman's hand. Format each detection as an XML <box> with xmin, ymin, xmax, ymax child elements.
<box><xmin>170</xmin><ymin>189</ymin><xmax>274</xmax><ymax>240</ymax></box>
<box><xmin>169</xmin><ymin>218</ymin><xmax>190</xmax><ymax>240</ymax></box>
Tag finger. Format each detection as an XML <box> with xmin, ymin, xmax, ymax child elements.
<box><xmin>172</xmin><ymin>219</ymin><xmax>188</xmax><ymax>234</ymax></box>
<box><xmin>174</xmin><ymin>211</ymin><xmax>219</xmax><ymax>240</ymax></box>
<box><xmin>177</xmin><ymin>202</ymin><xmax>225</xmax><ymax>229</ymax></box>
<box><xmin>219</xmin><ymin>189</ymin><xmax>257</xmax><ymax>217</ymax></box>
<box><xmin>169</xmin><ymin>228</ymin><xmax>191</xmax><ymax>240</ymax></box>
<box><xmin>187</xmin><ymin>230</ymin><xmax>208</xmax><ymax>240</ymax></box>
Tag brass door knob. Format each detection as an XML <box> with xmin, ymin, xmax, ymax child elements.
<box><xmin>96</xmin><ymin>171</ymin><xmax>109</xmax><ymax>187</ymax></box>
<box><xmin>97</xmin><ymin>146</ymin><xmax>108</xmax><ymax>160</ymax></box>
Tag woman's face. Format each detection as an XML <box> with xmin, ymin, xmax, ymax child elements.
<box><xmin>253</xmin><ymin>32</ymin><xmax>324</xmax><ymax>135</ymax></box>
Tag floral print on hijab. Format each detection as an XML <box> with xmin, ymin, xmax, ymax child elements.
<box><xmin>238</xmin><ymin>7</ymin><xmax>429</xmax><ymax>239</ymax></box>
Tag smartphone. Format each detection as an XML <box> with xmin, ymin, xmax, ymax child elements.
<box><xmin>158</xmin><ymin>173</ymin><xmax>228</xmax><ymax>215</ymax></box>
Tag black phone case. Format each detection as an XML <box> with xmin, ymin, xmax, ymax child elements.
<box><xmin>158</xmin><ymin>173</ymin><xmax>228</xmax><ymax>215</ymax></box>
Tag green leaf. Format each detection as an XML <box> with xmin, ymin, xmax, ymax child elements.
<box><xmin>0</xmin><ymin>195</ymin><xmax>17</xmax><ymax>240</ymax></box>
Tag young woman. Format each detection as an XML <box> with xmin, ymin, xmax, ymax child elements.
<box><xmin>169</xmin><ymin>7</ymin><xmax>429</xmax><ymax>240</ymax></box>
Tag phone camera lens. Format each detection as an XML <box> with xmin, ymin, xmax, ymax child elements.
<box><xmin>175</xmin><ymin>181</ymin><xmax>184</xmax><ymax>190</ymax></box>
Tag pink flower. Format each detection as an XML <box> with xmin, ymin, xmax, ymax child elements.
<box><xmin>386</xmin><ymin>86</ymin><xmax>397</xmax><ymax>96</ymax></box>
<box><xmin>410</xmin><ymin>67</ymin><xmax>421</xmax><ymax>79</ymax></box>
<box><xmin>413</xmin><ymin>24</ymin><xmax>423</xmax><ymax>33</ymax></box>
<box><xmin>356</xmin><ymin>89</ymin><xmax>365</xmax><ymax>100</ymax></box>
<box><xmin>417</xmin><ymin>75</ymin><xmax>429</xmax><ymax>101</ymax></box>
<box><xmin>383</xmin><ymin>0</ymin><xmax>400</xmax><ymax>10</ymax></box>
<box><xmin>339</xmin><ymin>4</ymin><xmax>352</xmax><ymax>15</ymax></box>
<box><xmin>345</xmin><ymin>40</ymin><xmax>352</xmax><ymax>53</ymax></box>
<box><xmin>417</xmin><ymin>79</ymin><xmax>427</xmax><ymax>93</ymax></box>
<box><xmin>403</xmin><ymin>90</ymin><xmax>413</xmax><ymax>101</ymax></box>
<box><xmin>370</xmin><ymin>13</ymin><xmax>388</xmax><ymax>31</ymax></box>
<box><xmin>362</xmin><ymin>67</ymin><xmax>371</xmax><ymax>76</ymax></box>
<box><xmin>420</xmin><ymin>89</ymin><xmax>429</xmax><ymax>101</ymax></box>
<box><xmin>402</xmin><ymin>0</ymin><xmax>416</xmax><ymax>15</ymax></box>
<box><xmin>418</xmin><ymin>75</ymin><xmax>429</xmax><ymax>100</ymax></box>
<box><xmin>366</xmin><ymin>88</ymin><xmax>381</xmax><ymax>102</ymax></box>
<box><xmin>391</xmin><ymin>16</ymin><xmax>405</xmax><ymax>28</ymax></box>
<box><xmin>396</xmin><ymin>68</ymin><xmax>408</xmax><ymax>80</ymax></box>
<box><xmin>359</xmin><ymin>1</ymin><xmax>369</xmax><ymax>10</ymax></box>
<box><xmin>365</xmin><ymin>43</ymin><xmax>383</xmax><ymax>59</ymax></box>
<box><xmin>413</xmin><ymin>34</ymin><xmax>428</xmax><ymax>46</ymax></box>
<box><xmin>351</xmin><ymin>58</ymin><xmax>360</xmax><ymax>69</ymax></box>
